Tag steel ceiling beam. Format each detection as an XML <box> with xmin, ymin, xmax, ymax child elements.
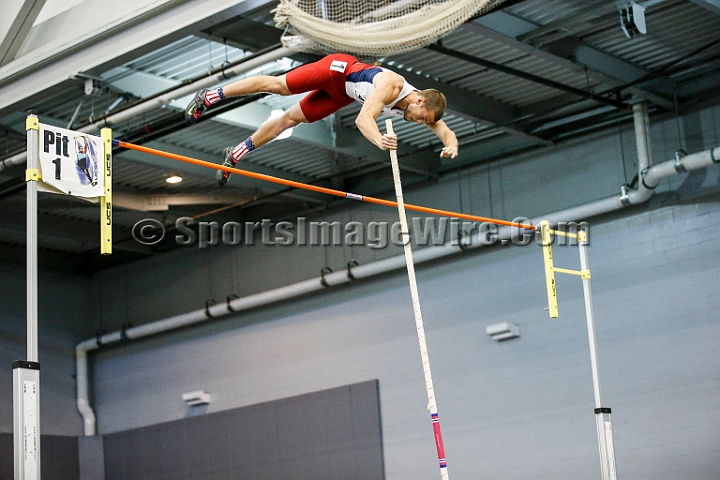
<box><xmin>467</xmin><ymin>12</ymin><xmax>676</xmax><ymax>109</ymax></box>
<box><xmin>399</xmin><ymin>67</ymin><xmax>517</xmax><ymax>125</ymax></box>
<box><xmin>688</xmin><ymin>0</ymin><xmax>720</xmax><ymax>15</ymax></box>
<box><xmin>427</xmin><ymin>43</ymin><xmax>630</xmax><ymax>111</ymax></box>
<box><xmin>120</xmin><ymin>141</ymin><xmax>337</xmax><ymax>207</ymax></box>
<box><xmin>0</xmin><ymin>0</ymin><xmax>47</xmax><ymax>67</ymax></box>
<box><xmin>398</xmin><ymin>65</ymin><xmax>553</xmax><ymax>145</ymax></box>
<box><xmin>513</xmin><ymin>1</ymin><xmax>669</xmax><ymax>46</ymax></box>
<box><xmin>118</xmin><ymin>140</ymin><xmax>316</xmax><ymax>186</ymax></box>
<box><xmin>0</xmin><ymin>0</ymin><xmax>279</xmax><ymax>113</ymax></box>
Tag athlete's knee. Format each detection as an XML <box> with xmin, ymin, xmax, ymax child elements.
<box><xmin>277</xmin><ymin>113</ymin><xmax>301</xmax><ymax>131</ymax></box>
<box><xmin>284</xmin><ymin>105</ymin><xmax>308</xmax><ymax>125</ymax></box>
<box><xmin>263</xmin><ymin>108</ymin><xmax>303</xmax><ymax>134</ymax></box>
<box><xmin>264</xmin><ymin>75</ymin><xmax>292</xmax><ymax>95</ymax></box>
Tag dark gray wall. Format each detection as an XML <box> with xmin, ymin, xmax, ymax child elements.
<box><xmin>0</xmin><ymin>433</ymin><xmax>79</xmax><ymax>479</ymax></box>
<box><xmin>103</xmin><ymin>381</ymin><xmax>383</xmax><ymax>480</ymax></box>
<box><xmin>0</xmin><ymin>265</ymin><xmax>94</xmax><ymax>436</ymax></box>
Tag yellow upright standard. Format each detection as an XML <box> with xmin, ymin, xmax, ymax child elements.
<box><xmin>538</xmin><ymin>219</ymin><xmax>616</xmax><ymax>480</ymax></box>
<box><xmin>540</xmin><ymin>220</ymin><xmax>558</xmax><ymax>318</ymax></box>
<box><xmin>101</xmin><ymin>128</ymin><xmax>112</xmax><ymax>254</ymax></box>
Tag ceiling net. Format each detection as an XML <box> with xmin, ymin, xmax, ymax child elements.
<box><xmin>273</xmin><ymin>0</ymin><xmax>507</xmax><ymax>57</ymax></box>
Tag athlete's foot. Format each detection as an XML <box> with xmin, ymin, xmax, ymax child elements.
<box><xmin>216</xmin><ymin>147</ymin><xmax>237</xmax><ymax>187</ymax></box>
<box><xmin>185</xmin><ymin>89</ymin><xmax>211</xmax><ymax>125</ymax></box>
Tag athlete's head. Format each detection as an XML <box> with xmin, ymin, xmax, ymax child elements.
<box><xmin>403</xmin><ymin>89</ymin><xmax>447</xmax><ymax>124</ymax></box>
<box><xmin>418</xmin><ymin>89</ymin><xmax>446</xmax><ymax>121</ymax></box>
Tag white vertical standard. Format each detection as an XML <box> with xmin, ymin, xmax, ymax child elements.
<box><xmin>13</xmin><ymin>363</ymin><xmax>40</xmax><ymax>480</ymax></box>
<box><xmin>541</xmin><ymin>221</ymin><xmax>618</xmax><ymax>480</ymax></box>
<box><xmin>385</xmin><ymin>119</ymin><xmax>449</xmax><ymax>480</ymax></box>
<box><xmin>579</xmin><ymin>232</ymin><xmax>617</xmax><ymax>480</ymax></box>
<box><xmin>25</xmin><ymin>114</ymin><xmax>39</xmax><ymax>363</ymax></box>
<box><xmin>15</xmin><ymin>112</ymin><xmax>42</xmax><ymax>480</ymax></box>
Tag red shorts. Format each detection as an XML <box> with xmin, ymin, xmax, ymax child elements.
<box><xmin>285</xmin><ymin>54</ymin><xmax>372</xmax><ymax>123</ymax></box>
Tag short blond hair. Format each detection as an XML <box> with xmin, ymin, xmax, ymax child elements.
<box><xmin>418</xmin><ymin>89</ymin><xmax>447</xmax><ymax>121</ymax></box>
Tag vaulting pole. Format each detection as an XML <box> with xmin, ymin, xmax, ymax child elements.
<box><xmin>386</xmin><ymin>119</ymin><xmax>449</xmax><ymax>479</ymax></box>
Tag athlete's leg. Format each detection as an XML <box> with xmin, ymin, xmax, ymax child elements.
<box><xmin>216</xmin><ymin>104</ymin><xmax>308</xmax><ymax>186</ymax></box>
<box><xmin>185</xmin><ymin>75</ymin><xmax>292</xmax><ymax>124</ymax></box>
<box><xmin>188</xmin><ymin>54</ymin><xmax>358</xmax><ymax>124</ymax></box>
<box><xmin>221</xmin><ymin>74</ymin><xmax>292</xmax><ymax>98</ymax></box>
<box><xmin>212</xmin><ymin>55</ymin><xmax>356</xmax><ymax>186</ymax></box>
<box><xmin>251</xmin><ymin>103</ymin><xmax>307</xmax><ymax>147</ymax></box>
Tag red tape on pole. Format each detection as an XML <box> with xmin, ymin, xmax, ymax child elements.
<box><xmin>432</xmin><ymin>413</ymin><xmax>447</xmax><ymax>469</ymax></box>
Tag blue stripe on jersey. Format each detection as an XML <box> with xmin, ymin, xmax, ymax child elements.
<box><xmin>346</xmin><ymin>67</ymin><xmax>383</xmax><ymax>84</ymax></box>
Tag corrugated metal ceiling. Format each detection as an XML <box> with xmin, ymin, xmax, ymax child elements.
<box><xmin>2</xmin><ymin>0</ymin><xmax>720</xmax><ymax>269</ymax></box>
<box><xmin>587</xmin><ymin>1</ymin><xmax>720</xmax><ymax>72</ymax></box>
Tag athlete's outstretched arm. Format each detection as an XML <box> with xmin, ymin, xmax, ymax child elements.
<box><xmin>354</xmin><ymin>72</ymin><xmax>404</xmax><ymax>150</ymax></box>
<box><xmin>426</xmin><ymin>120</ymin><xmax>459</xmax><ymax>158</ymax></box>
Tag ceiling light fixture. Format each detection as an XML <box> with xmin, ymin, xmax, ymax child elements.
<box><xmin>620</xmin><ymin>1</ymin><xmax>647</xmax><ymax>38</ymax></box>
<box><xmin>166</xmin><ymin>174</ymin><xmax>183</xmax><ymax>184</ymax></box>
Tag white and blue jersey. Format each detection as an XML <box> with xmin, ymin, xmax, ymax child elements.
<box><xmin>345</xmin><ymin>67</ymin><xmax>417</xmax><ymax>117</ymax></box>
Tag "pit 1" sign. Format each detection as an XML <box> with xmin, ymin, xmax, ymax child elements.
<box><xmin>38</xmin><ymin>124</ymin><xmax>104</xmax><ymax>198</ymax></box>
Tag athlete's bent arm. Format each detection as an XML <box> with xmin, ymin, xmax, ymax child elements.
<box><xmin>426</xmin><ymin>120</ymin><xmax>459</xmax><ymax>158</ymax></box>
<box><xmin>355</xmin><ymin>73</ymin><xmax>404</xmax><ymax>150</ymax></box>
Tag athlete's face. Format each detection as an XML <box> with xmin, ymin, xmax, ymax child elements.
<box><xmin>403</xmin><ymin>103</ymin><xmax>436</xmax><ymax>124</ymax></box>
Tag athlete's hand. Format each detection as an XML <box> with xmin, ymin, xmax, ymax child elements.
<box><xmin>380</xmin><ymin>134</ymin><xmax>398</xmax><ymax>151</ymax></box>
<box><xmin>440</xmin><ymin>146</ymin><xmax>459</xmax><ymax>158</ymax></box>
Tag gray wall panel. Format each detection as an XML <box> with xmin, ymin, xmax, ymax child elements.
<box><xmin>0</xmin><ymin>433</ymin><xmax>79</xmax><ymax>480</ymax></box>
<box><xmin>0</xmin><ymin>265</ymin><xmax>93</xmax><ymax>436</ymax></box>
<box><xmin>78</xmin><ymin>435</ymin><xmax>105</xmax><ymax>480</ymax></box>
<box><xmin>102</xmin><ymin>381</ymin><xmax>383</xmax><ymax>480</ymax></box>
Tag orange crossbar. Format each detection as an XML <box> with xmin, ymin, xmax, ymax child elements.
<box><xmin>116</xmin><ymin>140</ymin><xmax>537</xmax><ymax>230</ymax></box>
